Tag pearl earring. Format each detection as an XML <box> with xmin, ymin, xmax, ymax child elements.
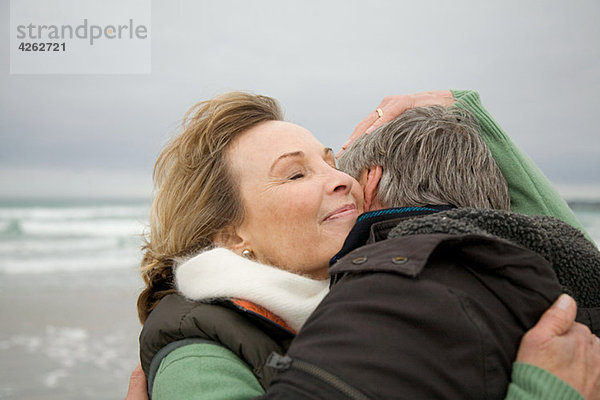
<box><xmin>241</xmin><ymin>249</ymin><xmax>252</xmax><ymax>258</ymax></box>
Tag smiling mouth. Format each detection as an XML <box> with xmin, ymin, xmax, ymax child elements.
<box><xmin>323</xmin><ymin>204</ymin><xmax>358</xmax><ymax>222</ymax></box>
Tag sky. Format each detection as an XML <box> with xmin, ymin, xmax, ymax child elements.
<box><xmin>1</xmin><ymin>0</ymin><xmax>599</xmax><ymax>199</ymax></box>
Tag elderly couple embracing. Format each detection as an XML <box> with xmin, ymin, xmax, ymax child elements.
<box><xmin>126</xmin><ymin>89</ymin><xmax>600</xmax><ymax>400</ymax></box>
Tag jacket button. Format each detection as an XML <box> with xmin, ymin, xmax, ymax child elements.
<box><xmin>352</xmin><ymin>256</ymin><xmax>368</xmax><ymax>264</ymax></box>
<box><xmin>392</xmin><ymin>256</ymin><xmax>408</xmax><ymax>264</ymax></box>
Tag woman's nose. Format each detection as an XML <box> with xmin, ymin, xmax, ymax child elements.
<box><xmin>327</xmin><ymin>168</ymin><xmax>354</xmax><ymax>195</ymax></box>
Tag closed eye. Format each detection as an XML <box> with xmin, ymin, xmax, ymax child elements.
<box><xmin>289</xmin><ymin>172</ymin><xmax>305</xmax><ymax>180</ymax></box>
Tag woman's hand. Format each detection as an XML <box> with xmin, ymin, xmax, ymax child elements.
<box><xmin>338</xmin><ymin>90</ymin><xmax>455</xmax><ymax>156</ymax></box>
<box><xmin>516</xmin><ymin>294</ymin><xmax>600</xmax><ymax>399</ymax></box>
<box><xmin>125</xmin><ymin>363</ymin><xmax>148</xmax><ymax>400</ymax></box>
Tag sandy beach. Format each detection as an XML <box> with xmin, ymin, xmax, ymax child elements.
<box><xmin>0</xmin><ymin>268</ymin><xmax>143</xmax><ymax>400</ymax></box>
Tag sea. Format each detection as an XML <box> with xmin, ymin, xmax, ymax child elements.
<box><xmin>0</xmin><ymin>199</ymin><xmax>149</xmax><ymax>275</ymax></box>
<box><xmin>0</xmin><ymin>198</ymin><xmax>599</xmax><ymax>399</ymax></box>
<box><xmin>0</xmin><ymin>199</ymin><xmax>150</xmax><ymax>400</ymax></box>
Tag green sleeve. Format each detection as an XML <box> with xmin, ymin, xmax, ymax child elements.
<box><xmin>451</xmin><ymin>89</ymin><xmax>590</xmax><ymax>240</ymax></box>
<box><xmin>152</xmin><ymin>343</ymin><xmax>264</xmax><ymax>400</ymax></box>
<box><xmin>451</xmin><ymin>92</ymin><xmax>590</xmax><ymax>398</ymax></box>
<box><xmin>505</xmin><ymin>363</ymin><xmax>584</xmax><ymax>400</ymax></box>
<box><xmin>151</xmin><ymin>346</ymin><xmax>585</xmax><ymax>400</ymax></box>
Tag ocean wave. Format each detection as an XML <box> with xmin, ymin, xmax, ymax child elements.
<box><xmin>0</xmin><ymin>201</ymin><xmax>597</xmax><ymax>275</ymax></box>
<box><xmin>0</xmin><ymin>219</ymin><xmax>19</xmax><ymax>235</ymax></box>
<box><xmin>0</xmin><ymin>202</ymin><xmax>148</xmax><ymax>273</ymax></box>
<box><xmin>0</xmin><ymin>236</ymin><xmax>141</xmax><ymax>257</ymax></box>
<box><xmin>16</xmin><ymin>219</ymin><xmax>146</xmax><ymax>237</ymax></box>
<box><xmin>0</xmin><ymin>205</ymin><xmax>149</xmax><ymax>221</ymax></box>
<box><xmin>0</xmin><ymin>250</ymin><xmax>141</xmax><ymax>274</ymax></box>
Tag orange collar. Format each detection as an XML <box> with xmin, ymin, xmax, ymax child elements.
<box><xmin>231</xmin><ymin>298</ymin><xmax>297</xmax><ymax>334</ymax></box>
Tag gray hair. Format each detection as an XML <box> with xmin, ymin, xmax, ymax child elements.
<box><xmin>337</xmin><ymin>105</ymin><xmax>510</xmax><ymax>210</ymax></box>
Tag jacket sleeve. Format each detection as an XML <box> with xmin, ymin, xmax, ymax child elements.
<box><xmin>152</xmin><ymin>343</ymin><xmax>264</xmax><ymax>400</ymax></box>
<box><xmin>505</xmin><ymin>363</ymin><xmax>584</xmax><ymax>400</ymax></box>
<box><xmin>451</xmin><ymin>89</ymin><xmax>589</xmax><ymax>240</ymax></box>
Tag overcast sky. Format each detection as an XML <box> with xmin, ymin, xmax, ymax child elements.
<box><xmin>1</xmin><ymin>0</ymin><xmax>599</xmax><ymax>199</ymax></box>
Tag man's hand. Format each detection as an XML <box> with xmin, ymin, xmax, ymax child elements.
<box><xmin>338</xmin><ymin>90</ymin><xmax>455</xmax><ymax>156</ymax></box>
<box><xmin>125</xmin><ymin>363</ymin><xmax>148</xmax><ymax>400</ymax></box>
<box><xmin>123</xmin><ymin>296</ymin><xmax>600</xmax><ymax>400</ymax></box>
<box><xmin>516</xmin><ymin>294</ymin><xmax>600</xmax><ymax>399</ymax></box>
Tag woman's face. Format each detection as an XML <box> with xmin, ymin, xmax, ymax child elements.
<box><xmin>227</xmin><ymin>120</ymin><xmax>364</xmax><ymax>279</ymax></box>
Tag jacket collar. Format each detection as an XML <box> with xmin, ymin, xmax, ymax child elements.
<box><xmin>330</xmin><ymin>205</ymin><xmax>454</xmax><ymax>265</ymax></box>
<box><xmin>175</xmin><ymin>247</ymin><xmax>329</xmax><ymax>333</ymax></box>
<box><xmin>381</xmin><ymin>207</ymin><xmax>600</xmax><ymax>308</ymax></box>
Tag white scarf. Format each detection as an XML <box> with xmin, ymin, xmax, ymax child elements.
<box><xmin>175</xmin><ymin>247</ymin><xmax>329</xmax><ymax>332</ymax></box>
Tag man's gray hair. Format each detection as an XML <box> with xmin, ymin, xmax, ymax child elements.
<box><xmin>338</xmin><ymin>105</ymin><xmax>510</xmax><ymax>210</ymax></box>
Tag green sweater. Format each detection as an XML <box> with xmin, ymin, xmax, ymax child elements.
<box><xmin>151</xmin><ymin>90</ymin><xmax>587</xmax><ymax>400</ymax></box>
<box><xmin>452</xmin><ymin>90</ymin><xmax>589</xmax><ymax>241</ymax></box>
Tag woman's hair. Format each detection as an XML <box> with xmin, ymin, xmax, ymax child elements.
<box><xmin>338</xmin><ymin>105</ymin><xmax>510</xmax><ymax>210</ymax></box>
<box><xmin>137</xmin><ymin>92</ymin><xmax>283</xmax><ymax>323</ymax></box>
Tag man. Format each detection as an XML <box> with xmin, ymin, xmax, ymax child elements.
<box><xmin>261</xmin><ymin>102</ymin><xmax>600</xmax><ymax>399</ymax></box>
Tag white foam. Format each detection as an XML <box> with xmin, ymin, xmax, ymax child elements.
<box><xmin>0</xmin><ymin>250</ymin><xmax>141</xmax><ymax>274</ymax></box>
<box><xmin>0</xmin><ymin>237</ymin><xmax>131</xmax><ymax>256</ymax></box>
<box><xmin>0</xmin><ymin>201</ymin><xmax>148</xmax><ymax>274</ymax></box>
<box><xmin>45</xmin><ymin>326</ymin><xmax>90</xmax><ymax>369</ymax></box>
<box><xmin>19</xmin><ymin>219</ymin><xmax>145</xmax><ymax>237</ymax></box>
<box><xmin>1</xmin><ymin>326</ymin><xmax>131</xmax><ymax>375</ymax></box>
<box><xmin>0</xmin><ymin>220</ymin><xmax>11</xmax><ymax>232</ymax></box>
<box><xmin>0</xmin><ymin>205</ymin><xmax>149</xmax><ymax>221</ymax></box>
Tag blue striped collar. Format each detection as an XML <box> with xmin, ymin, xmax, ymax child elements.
<box><xmin>330</xmin><ymin>205</ymin><xmax>454</xmax><ymax>266</ymax></box>
<box><xmin>357</xmin><ymin>206</ymin><xmax>440</xmax><ymax>222</ymax></box>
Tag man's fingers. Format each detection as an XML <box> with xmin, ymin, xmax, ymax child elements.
<box><xmin>364</xmin><ymin>114</ymin><xmax>393</xmax><ymax>134</ymax></box>
<box><xmin>341</xmin><ymin>112</ymin><xmax>378</xmax><ymax>151</ymax></box>
<box><xmin>364</xmin><ymin>95</ymin><xmax>417</xmax><ymax>134</ymax></box>
<box><xmin>339</xmin><ymin>111</ymin><xmax>381</xmax><ymax>155</ymax></box>
<box><xmin>339</xmin><ymin>91</ymin><xmax>455</xmax><ymax>156</ymax></box>
<box><xmin>534</xmin><ymin>294</ymin><xmax>578</xmax><ymax>338</ymax></box>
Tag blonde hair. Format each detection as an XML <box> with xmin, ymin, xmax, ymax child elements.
<box><xmin>137</xmin><ymin>92</ymin><xmax>283</xmax><ymax>323</ymax></box>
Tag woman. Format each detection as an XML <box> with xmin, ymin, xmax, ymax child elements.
<box><xmin>135</xmin><ymin>91</ymin><xmax>598</xmax><ymax>399</ymax></box>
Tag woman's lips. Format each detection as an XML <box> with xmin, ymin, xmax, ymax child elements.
<box><xmin>323</xmin><ymin>204</ymin><xmax>358</xmax><ymax>222</ymax></box>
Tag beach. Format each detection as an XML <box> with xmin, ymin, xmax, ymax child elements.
<box><xmin>0</xmin><ymin>269</ymin><xmax>142</xmax><ymax>400</ymax></box>
<box><xmin>0</xmin><ymin>198</ymin><xmax>599</xmax><ymax>399</ymax></box>
<box><xmin>0</xmin><ymin>200</ymin><xmax>147</xmax><ymax>400</ymax></box>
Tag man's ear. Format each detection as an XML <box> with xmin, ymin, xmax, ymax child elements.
<box><xmin>213</xmin><ymin>225</ymin><xmax>251</xmax><ymax>255</ymax></box>
<box><xmin>363</xmin><ymin>165</ymin><xmax>383</xmax><ymax>211</ymax></box>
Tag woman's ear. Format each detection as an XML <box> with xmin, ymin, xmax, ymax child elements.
<box><xmin>363</xmin><ymin>165</ymin><xmax>384</xmax><ymax>211</ymax></box>
<box><xmin>213</xmin><ymin>225</ymin><xmax>251</xmax><ymax>255</ymax></box>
